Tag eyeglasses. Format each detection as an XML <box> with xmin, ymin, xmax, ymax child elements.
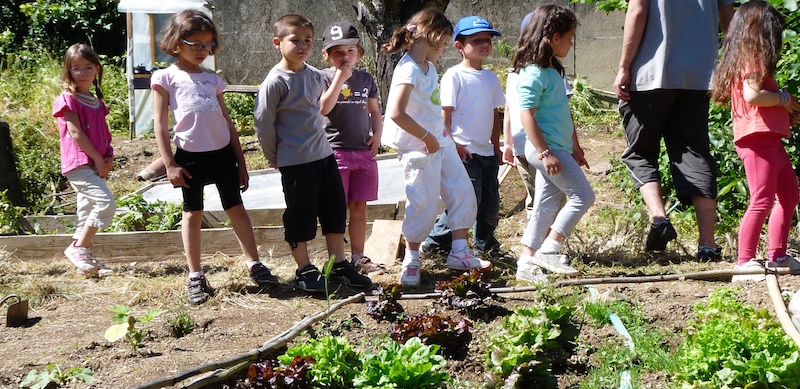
<box><xmin>69</xmin><ymin>66</ymin><xmax>97</xmax><ymax>74</ymax></box>
<box><xmin>181</xmin><ymin>39</ymin><xmax>217</xmax><ymax>53</ymax></box>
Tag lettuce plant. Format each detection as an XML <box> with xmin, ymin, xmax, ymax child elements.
<box><xmin>353</xmin><ymin>337</ymin><xmax>448</xmax><ymax>389</ymax></box>
<box><xmin>279</xmin><ymin>336</ymin><xmax>360</xmax><ymax>388</ymax></box>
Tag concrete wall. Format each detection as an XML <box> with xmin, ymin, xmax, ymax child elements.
<box><xmin>215</xmin><ymin>1</ymin><xmax>625</xmax><ymax>93</ymax></box>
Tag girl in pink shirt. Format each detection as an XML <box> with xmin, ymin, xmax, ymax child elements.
<box><xmin>712</xmin><ymin>0</ymin><xmax>800</xmax><ymax>279</ymax></box>
<box><xmin>53</xmin><ymin>43</ymin><xmax>116</xmax><ymax>276</ymax></box>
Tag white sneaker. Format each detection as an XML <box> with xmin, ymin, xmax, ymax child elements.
<box><xmin>731</xmin><ymin>258</ymin><xmax>766</xmax><ymax>282</ymax></box>
<box><xmin>516</xmin><ymin>256</ymin><xmax>548</xmax><ymax>283</ymax></box>
<box><xmin>767</xmin><ymin>255</ymin><xmax>800</xmax><ymax>274</ymax></box>
<box><xmin>530</xmin><ymin>251</ymin><xmax>579</xmax><ymax>277</ymax></box>
<box><xmin>446</xmin><ymin>249</ymin><xmax>493</xmax><ymax>272</ymax></box>
<box><xmin>64</xmin><ymin>242</ymin><xmax>98</xmax><ymax>275</ymax></box>
<box><xmin>401</xmin><ymin>264</ymin><xmax>421</xmax><ymax>287</ymax></box>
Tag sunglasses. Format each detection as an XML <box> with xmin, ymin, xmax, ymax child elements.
<box><xmin>181</xmin><ymin>39</ymin><xmax>217</xmax><ymax>53</ymax></box>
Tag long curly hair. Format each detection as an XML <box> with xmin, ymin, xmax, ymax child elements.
<box><xmin>511</xmin><ymin>4</ymin><xmax>577</xmax><ymax>76</ymax></box>
<box><xmin>711</xmin><ymin>0</ymin><xmax>784</xmax><ymax>102</ymax></box>
<box><xmin>381</xmin><ymin>8</ymin><xmax>453</xmax><ymax>54</ymax></box>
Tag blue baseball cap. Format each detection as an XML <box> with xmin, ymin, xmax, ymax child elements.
<box><xmin>453</xmin><ymin>16</ymin><xmax>501</xmax><ymax>41</ymax></box>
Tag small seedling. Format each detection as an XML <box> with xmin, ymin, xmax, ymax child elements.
<box><xmin>104</xmin><ymin>304</ymin><xmax>161</xmax><ymax>352</ymax></box>
<box><xmin>168</xmin><ymin>309</ymin><xmax>195</xmax><ymax>338</ymax></box>
<box><xmin>20</xmin><ymin>362</ymin><xmax>94</xmax><ymax>388</ymax></box>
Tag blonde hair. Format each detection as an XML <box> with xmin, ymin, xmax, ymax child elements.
<box><xmin>381</xmin><ymin>8</ymin><xmax>453</xmax><ymax>54</ymax></box>
<box><xmin>158</xmin><ymin>9</ymin><xmax>219</xmax><ymax>57</ymax></box>
<box><xmin>60</xmin><ymin>43</ymin><xmax>104</xmax><ymax>99</ymax></box>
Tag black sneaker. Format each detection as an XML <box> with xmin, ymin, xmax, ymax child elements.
<box><xmin>644</xmin><ymin>219</ymin><xmax>677</xmax><ymax>251</ymax></box>
<box><xmin>295</xmin><ymin>264</ymin><xmax>326</xmax><ymax>293</ymax></box>
<box><xmin>331</xmin><ymin>260</ymin><xmax>373</xmax><ymax>289</ymax></box>
<box><xmin>187</xmin><ymin>275</ymin><xmax>215</xmax><ymax>305</ymax></box>
<box><xmin>696</xmin><ymin>246</ymin><xmax>722</xmax><ymax>262</ymax></box>
<box><xmin>249</xmin><ymin>262</ymin><xmax>280</xmax><ymax>287</ymax></box>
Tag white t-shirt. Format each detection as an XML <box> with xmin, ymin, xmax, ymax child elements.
<box><xmin>383</xmin><ymin>53</ymin><xmax>449</xmax><ymax>152</ymax></box>
<box><xmin>440</xmin><ymin>64</ymin><xmax>505</xmax><ymax>157</ymax></box>
<box><xmin>151</xmin><ymin>66</ymin><xmax>229</xmax><ymax>152</ymax></box>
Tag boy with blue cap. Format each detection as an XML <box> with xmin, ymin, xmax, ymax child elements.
<box><xmin>423</xmin><ymin>16</ymin><xmax>506</xmax><ymax>257</ymax></box>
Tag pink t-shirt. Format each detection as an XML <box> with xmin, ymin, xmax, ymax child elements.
<box><xmin>731</xmin><ymin>75</ymin><xmax>791</xmax><ymax>143</ymax></box>
<box><xmin>151</xmin><ymin>66</ymin><xmax>230</xmax><ymax>152</ymax></box>
<box><xmin>53</xmin><ymin>92</ymin><xmax>113</xmax><ymax>174</ymax></box>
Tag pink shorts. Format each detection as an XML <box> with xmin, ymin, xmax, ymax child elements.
<box><xmin>333</xmin><ymin>149</ymin><xmax>378</xmax><ymax>203</ymax></box>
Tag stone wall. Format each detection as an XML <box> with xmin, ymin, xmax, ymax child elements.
<box><xmin>215</xmin><ymin>1</ymin><xmax>625</xmax><ymax>94</ymax></box>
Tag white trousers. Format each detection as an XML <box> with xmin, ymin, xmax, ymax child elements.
<box><xmin>65</xmin><ymin>166</ymin><xmax>116</xmax><ymax>240</ymax></box>
<box><xmin>399</xmin><ymin>143</ymin><xmax>477</xmax><ymax>243</ymax></box>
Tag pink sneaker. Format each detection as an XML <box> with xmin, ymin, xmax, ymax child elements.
<box><xmin>64</xmin><ymin>242</ymin><xmax>98</xmax><ymax>275</ymax></box>
<box><xmin>446</xmin><ymin>249</ymin><xmax>492</xmax><ymax>272</ymax></box>
<box><xmin>400</xmin><ymin>264</ymin><xmax>421</xmax><ymax>287</ymax></box>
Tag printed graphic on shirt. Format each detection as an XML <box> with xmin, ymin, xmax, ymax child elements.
<box><xmin>172</xmin><ymin>79</ymin><xmax>221</xmax><ymax>113</ymax></box>
<box><xmin>430</xmin><ymin>88</ymin><xmax>441</xmax><ymax>106</ymax></box>
<box><xmin>342</xmin><ymin>84</ymin><xmax>352</xmax><ymax>99</ymax></box>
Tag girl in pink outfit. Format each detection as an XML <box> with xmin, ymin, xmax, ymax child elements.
<box><xmin>53</xmin><ymin>43</ymin><xmax>116</xmax><ymax>276</ymax></box>
<box><xmin>712</xmin><ymin>0</ymin><xmax>800</xmax><ymax>278</ymax></box>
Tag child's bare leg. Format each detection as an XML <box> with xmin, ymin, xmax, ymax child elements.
<box><xmin>406</xmin><ymin>241</ymin><xmax>421</xmax><ymax>251</ymax></box>
<box><xmin>290</xmin><ymin>241</ymin><xmax>311</xmax><ymax>269</ymax></box>
<box><xmin>347</xmin><ymin>201</ymin><xmax>367</xmax><ymax>256</ymax></box>
<box><xmin>452</xmin><ymin>229</ymin><xmax>468</xmax><ymax>241</ymax></box>
<box><xmin>75</xmin><ymin>226</ymin><xmax>99</xmax><ymax>249</ymax></box>
<box><xmin>182</xmin><ymin>210</ymin><xmax>204</xmax><ymax>272</ymax></box>
<box><xmin>325</xmin><ymin>232</ymin><xmax>346</xmax><ymax>263</ymax></box>
<box><xmin>224</xmin><ymin>204</ymin><xmax>259</xmax><ymax>262</ymax></box>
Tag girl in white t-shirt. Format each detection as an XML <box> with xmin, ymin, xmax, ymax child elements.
<box><xmin>382</xmin><ymin>8</ymin><xmax>492</xmax><ymax>288</ymax></box>
<box><xmin>152</xmin><ymin>10</ymin><xmax>278</xmax><ymax>305</ymax></box>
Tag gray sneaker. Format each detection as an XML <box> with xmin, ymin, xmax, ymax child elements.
<box><xmin>732</xmin><ymin>259</ymin><xmax>766</xmax><ymax>282</ymax></box>
<box><xmin>516</xmin><ymin>256</ymin><xmax>548</xmax><ymax>283</ymax></box>
<box><xmin>767</xmin><ymin>255</ymin><xmax>800</xmax><ymax>274</ymax></box>
<box><xmin>530</xmin><ymin>252</ymin><xmax>579</xmax><ymax>277</ymax></box>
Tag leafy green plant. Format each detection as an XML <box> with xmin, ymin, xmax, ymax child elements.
<box><xmin>279</xmin><ymin>336</ymin><xmax>360</xmax><ymax>388</ymax></box>
<box><xmin>0</xmin><ymin>189</ymin><xmax>23</xmax><ymax>235</ymax></box>
<box><xmin>486</xmin><ymin>303</ymin><xmax>577</xmax><ymax>382</ymax></box>
<box><xmin>354</xmin><ymin>337</ymin><xmax>448</xmax><ymax>389</ymax></box>
<box><xmin>675</xmin><ymin>287</ymin><xmax>800</xmax><ymax>388</ymax></box>
<box><xmin>390</xmin><ymin>313</ymin><xmax>473</xmax><ymax>359</ymax></box>
<box><xmin>168</xmin><ymin>309</ymin><xmax>194</xmax><ymax>338</ymax></box>
<box><xmin>225</xmin><ymin>92</ymin><xmax>255</xmax><ymax>134</ymax></box>
<box><xmin>107</xmin><ymin>194</ymin><xmax>182</xmax><ymax>232</ymax></box>
<box><xmin>246</xmin><ymin>356</ymin><xmax>316</xmax><ymax>389</ymax></box>
<box><xmin>104</xmin><ymin>304</ymin><xmax>161</xmax><ymax>352</ymax></box>
<box><xmin>20</xmin><ymin>362</ymin><xmax>94</xmax><ymax>388</ymax></box>
<box><xmin>366</xmin><ymin>282</ymin><xmax>405</xmax><ymax>322</ymax></box>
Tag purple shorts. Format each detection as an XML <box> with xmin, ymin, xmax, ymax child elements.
<box><xmin>333</xmin><ymin>149</ymin><xmax>378</xmax><ymax>203</ymax></box>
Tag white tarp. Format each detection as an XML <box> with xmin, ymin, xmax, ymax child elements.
<box><xmin>118</xmin><ymin>0</ymin><xmax>209</xmax><ymax>14</ymax></box>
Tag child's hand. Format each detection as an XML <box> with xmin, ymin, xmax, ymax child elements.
<box><xmin>455</xmin><ymin>143</ymin><xmax>471</xmax><ymax>161</ymax></box>
<box><xmin>336</xmin><ymin>61</ymin><xmax>353</xmax><ymax>81</ymax></box>
<box><xmin>572</xmin><ymin>145</ymin><xmax>590</xmax><ymax>170</ymax></box>
<box><xmin>542</xmin><ymin>154</ymin><xmax>562</xmax><ymax>176</ymax></box>
<box><xmin>367</xmin><ymin>135</ymin><xmax>380</xmax><ymax>157</ymax></box>
<box><xmin>238</xmin><ymin>165</ymin><xmax>249</xmax><ymax>192</ymax></box>
<box><xmin>424</xmin><ymin>135</ymin><xmax>440</xmax><ymax>154</ymax></box>
<box><xmin>502</xmin><ymin>146</ymin><xmax>516</xmax><ymax>166</ymax></box>
<box><xmin>790</xmin><ymin>111</ymin><xmax>800</xmax><ymax>127</ymax></box>
<box><xmin>787</xmin><ymin>94</ymin><xmax>800</xmax><ymax>115</ymax></box>
<box><xmin>167</xmin><ymin>164</ymin><xmax>191</xmax><ymax>188</ymax></box>
<box><xmin>95</xmin><ymin>158</ymin><xmax>112</xmax><ymax>179</ymax></box>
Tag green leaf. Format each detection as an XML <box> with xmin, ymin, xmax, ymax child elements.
<box><xmin>104</xmin><ymin>323</ymin><xmax>128</xmax><ymax>342</ymax></box>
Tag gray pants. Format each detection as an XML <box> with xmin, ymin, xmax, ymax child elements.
<box><xmin>65</xmin><ymin>165</ymin><xmax>116</xmax><ymax>240</ymax></box>
<box><xmin>520</xmin><ymin>147</ymin><xmax>595</xmax><ymax>250</ymax></box>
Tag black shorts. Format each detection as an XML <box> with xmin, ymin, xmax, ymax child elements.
<box><xmin>174</xmin><ymin>145</ymin><xmax>243</xmax><ymax>212</ymax></box>
<box><xmin>619</xmin><ymin>89</ymin><xmax>717</xmax><ymax>202</ymax></box>
<box><xmin>279</xmin><ymin>154</ymin><xmax>347</xmax><ymax>242</ymax></box>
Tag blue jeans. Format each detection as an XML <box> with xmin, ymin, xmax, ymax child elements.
<box><xmin>425</xmin><ymin>154</ymin><xmax>500</xmax><ymax>252</ymax></box>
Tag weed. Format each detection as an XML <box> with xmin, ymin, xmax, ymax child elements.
<box><xmin>107</xmin><ymin>194</ymin><xmax>182</xmax><ymax>232</ymax></box>
<box><xmin>20</xmin><ymin>361</ymin><xmax>94</xmax><ymax>388</ymax></box>
<box><xmin>0</xmin><ymin>190</ymin><xmax>23</xmax><ymax>235</ymax></box>
<box><xmin>168</xmin><ymin>309</ymin><xmax>195</xmax><ymax>338</ymax></box>
<box><xmin>104</xmin><ymin>304</ymin><xmax>161</xmax><ymax>352</ymax></box>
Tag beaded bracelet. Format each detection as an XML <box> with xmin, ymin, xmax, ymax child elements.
<box><xmin>536</xmin><ymin>148</ymin><xmax>552</xmax><ymax>160</ymax></box>
<box><xmin>778</xmin><ymin>90</ymin><xmax>790</xmax><ymax>107</ymax></box>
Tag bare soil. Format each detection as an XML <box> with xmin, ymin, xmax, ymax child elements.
<box><xmin>2</xmin><ymin>128</ymin><xmax>800</xmax><ymax>389</ymax></box>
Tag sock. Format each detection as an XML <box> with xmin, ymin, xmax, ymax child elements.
<box><xmin>352</xmin><ymin>253</ymin><xmax>364</xmax><ymax>262</ymax></box>
<box><xmin>538</xmin><ymin>238</ymin><xmax>562</xmax><ymax>254</ymax></box>
<box><xmin>452</xmin><ymin>239</ymin><xmax>468</xmax><ymax>253</ymax></box>
<box><xmin>246</xmin><ymin>260</ymin><xmax>259</xmax><ymax>270</ymax></box>
<box><xmin>189</xmin><ymin>271</ymin><xmax>204</xmax><ymax>279</ymax></box>
<box><xmin>402</xmin><ymin>249</ymin><xmax>421</xmax><ymax>267</ymax></box>
<box><xmin>698</xmin><ymin>245</ymin><xmax>716</xmax><ymax>252</ymax></box>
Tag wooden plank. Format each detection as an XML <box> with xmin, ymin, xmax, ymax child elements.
<box><xmin>363</xmin><ymin>220</ymin><xmax>404</xmax><ymax>267</ymax></box>
<box><xmin>0</xmin><ymin>227</ymin><xmax>330</xmax><ymax>263</ymax></box>
<box><xmin>224</xmin><ymin>85</ymin><xmax>259</xmax><ymax>94</ymax></box>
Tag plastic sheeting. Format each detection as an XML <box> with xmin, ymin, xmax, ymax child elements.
<box><xmin>118</xmin><ymin>0</ymin><xmax>209</xmax><ymax>14</ymax></box>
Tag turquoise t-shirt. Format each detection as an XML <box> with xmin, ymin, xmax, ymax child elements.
<box><xmin>517</xmin><ymin>64</ymin><xmax>573</xmax><ymax>152</ymax></box>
